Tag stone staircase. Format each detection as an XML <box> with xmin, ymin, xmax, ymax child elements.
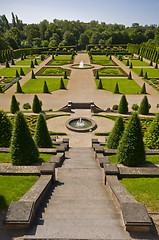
<box><xmin>23</xmin><ymin>147</ymin><xmax>131</xmax><ymax>240</ymax></box>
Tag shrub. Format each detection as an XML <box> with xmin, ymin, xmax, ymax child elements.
<box><xmin>114</xmin><ymin>82</ymin><xmax>119</xmax><ymax>94</ymax></box>
<box><xmin>140</xmin><ymin>83</ymin><xmax>147</xmax><ymax>94</ymax></box>
<box><xmin>21</xmin><ymin>54</ymin><xmax>24</xmax><ymax>60</ymax></box>
<box><xmin>11</xmin><ymin>58</ymin><xmax>15</xmax><ymax>65</ymax></box>
<box><xmin>34</xmin><ymin>59</ymin><xmax>38</xmax><ymax>65</ymax></box>
<box><xmin>23</xmin><ymin>103</ymin><xmax>31</xmax><ymax>110</ymax></box>
<box><xmin>132</xmin><ymin>103</ymin><xmax>139</xmax><ymax>111</ymax></box>
<box><xmin>43</xmin><ymin>81</ymin><xmax>49</xmax><ymax>93</ymax></box>
<box><xmin>95</xmin><ymin>71</ymin><xmax>99</xmax><ymax>79</ymax></box>
<box><xmin>64</xmin><ymin>70</ymin><xmax>67</xmax><ymax>79</ymax></box>
<box><xmin>0</xmin><ymin>85</ymin><xmax>3</xmax><ymax>93</ymax></box>
<box><xmin>109</xmin><ymin>55</ymin><xmax>112</xmax><ymax>60</ymax></box>
<box><xmin>98</xmin><ymin>79</ymin><xmax>103</xmax><ymax>89</ymax></box>
<box><xmin>140</xmin><ymin>56</ymin><xmax>143</xmax><ymax>61</ymax></box>
<box><xmin>138</xmin><ymin>55</ymin><xmax>140</xmax><ymax>60</ymax></box>
<box><xmin>117</xmin><ymin>112</ymin><xmax>145</xmax><ymax>166</ymax></box>
<box><xmin>10</xmin><ymin>111</ymin><xmax>39</xmax><ymax>165</ymax></box>
<box><xmin>128</xmin><ymin>71</ymin><xmax>132</xmax><ymax>80</ymax></box>
<box><xmin>139</xmin><ymin>68</ymin><xmax>143</xmax><ymax>77</ymax></box>
<box><xmin>41</xmin><ymin>55</ymin><xmax>45</xmax><ymax>61</ymax></box>
<box><xmin>144</xmin><ymin>72</ymin><xmax>148</xmax><ymax>79</ymax></box>
<box><xmin>149</xmin><ymin>60</ymin><xmax>153</xmax><ymax>66</ymax></box>
<box><xmin>0</xmin><ymin>110</ymin><xmax>12</xmax><ymax>147</ymax></box>
<box><xmin>34</xmin><ymin>113</ymin><xmax>52</xmax><ymax>148</ymax></box>
<box><xmin>20</xmin><ymin>67</ymin><xmax>25</xmax><ymax>76</ymax></box>
<box><xmin>10</xmin><ymin>95</ymin><xmax>20</xmax><ymax>114</ymax></box>
<box><xmin>112</xmin><ymin>104</ymin><xmax>118</xmax><ymax>110</ymax></box>
<box><xmin>129</xmin><ymin>62</ymin><xmax>133</xmax><ymax>69</ymax></box>
<box><xmin>16</xmin><ymin>70</ymin><xmax>20</xmax><ymax>78</ymax></box>
<box><xmin>52</xmin><ymin>54</ymin><xmax>54</xmax><ymax>60</ymax></box>
<box><xmin>106</xmin><ymin>116</ymin><xmax>124</xmax><ymax>149</ymax></box>
<box><xmin>6</xmin><ymin>60</ymin><xmax>10</xmax><ymax>68</ymax></box>
<box><xmin>32</xmin><ymin>95</ymin><xmax>42</xmax><ymax>113</ymax></box>
<box><xmin>126</xmin><ymin>60</ymin><xmax>129</xmax><ymax>66</ymax></box>
<box><xmin>155</xmin><ymin>62</ymin><xmax>158</xmax><ymax>69</ymax></box>
<box><xmin>60</xmin><ymin>78</ymin><xmax>66</xmax><ymax>89</ymax></box>
<box><xmin>16</xmin><ymin>81</ymin><xmax>23</xmax><ymax>93</ymax></box>
<box><xmin>145</xmin><ymin>114</ymin><xmax>159</xmax><ymax>149</ymax></box>
<box><xmin>31</xmin><ymin>70</ymin><xmax>36</xmax><ymax>79</ymax></box>
<box><xmin>118</xmin><ymin>95</ymin><xmax>128</xmax><ymax>114</ymax></box>
<box><xmin>138</xmin><ymin>96</ymin><xmax>149</xmax><ymax>115</ymax></box>
<box><xmin>30</xmin><ymin>60</ymin><xmax>34</xmax><ymax>68</ymax></box>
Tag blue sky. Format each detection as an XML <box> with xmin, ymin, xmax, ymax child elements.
<box><xmin>0</xmin><ymin>0</ymin><xmax>159</xmax><ymax>26</ymax></box>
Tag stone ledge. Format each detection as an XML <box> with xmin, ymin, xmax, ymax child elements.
<box><xmin>49</xmin><ymin>152</ymin><xmax>65</xmax><ymax>167</ymax></box>
<box><xmin>104</xmin><ymin>163</ymin><xmax>119</xmax><ymax>175</ymax></box>
<box><xmin>119</xmin><ymin>167</ymin><xmax>159</xmax><ymax>177</ymax></box>
<box><xmin>96</xmin><ymin>154</ymin><xmax>110</xmax><ymax>168</ymax></box>
<box><xmin>0</xmin><ymin>165</ymin><xmax>40</xmax><ymax>175</ymax></box>
<box><xmin>104</xmin><ymin>149</ymin><xmax>117</xmax><ymax>155</ymax></box>
<box><xmin>56</xmin><ymin>146</ymin><xmax>65</xmax><ymax>152</ymax></box>
<box><xmin>40</xmin><ymin>163</ymin><xmax>55</xmax><ymax>176</ymax></box>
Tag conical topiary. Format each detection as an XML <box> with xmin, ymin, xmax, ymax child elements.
<box><xmin>10</xmin><ymin>95</ymin><xmax>20</xmax><ymax>114</ymax></box>
<box><xmin>155</xmin><ymin>62</ymin><xmax>158</xmax><ymax>69</ymax></box>
<box><xmin>6</xmin><ymin>60</ymin><xmax>10</xmax><ymax>68</ymax></box>
<box><xmin>114</xmin><ymin>82</ymin><xmax>119</xmax><ymax>94</ymax></box>
<box><xmin>64</xmin><ymin>70</ymin><xmax>67</xmax><ymax>79</ymax></box>
<box><xmin>0</xmin><ymin>110</ymin><xmax>12</xmax><ymax>147</ymax></box>
<box><xmin>128</xmin><ymin>71</ymin><xmax>132</xmax><ymax>80</ymax></box>
<box><xmin>126</xmin><ymin>60</ymin><xmax>129</xmax><ymax>66</ymax></box>
<box><xmin>31</xmin><ymin>70</ymin><xmax>36</xmax><ymax>79</ymax></box>
<box><xmin>145</xmin><ymin>114</ymin><xmax>159</xmax><ymax>149</ymax></box>
<box><xmin>11</xmin><ymin>58</ymin><xmax>15</xmax><ymax>65</ymax></box>
<box><xmin>16</xmin><ymin>81</ymin><xmax>23</xmax><ymax>93</ymax></box>
<box><xmin>43</xmin><ymin>81</ymin><xmax>49</xmax><ymax>93</ymax></box>
<box><xmin>24</xmin><ymin>53</ymin><xmax>26</xmax><ymax>59</ymax></box>
<box><xmin>117</xmin><ymin>112</ymin><xmax>145</xmax><ymax>166</ymax></box>
<box><xmin>139</xmin><ymin>68</ymin><xmax>143</xmax><ymax>77</ymax></box>
<box><xmin>98</xmin><ymin>79</ymin><xmax>103</xmax><ymax>89</ymax></box>
<box><xmin>60</xmin><ymin>78</ymin><xmax>66</xmax><ymax>89</ymax></box>
<box><xmin>149</xmin><ymin>60</ymin><xmax>153</xmax><ymax>66</ymax></box>
<box><xmin>21</xmin><ymin>54</ymin><xmax>24</xmax><ymax>60</ymax></box>
<box><xmin>34</xmin><ymin>59</ymin><xmax>38</xmax><ymax>65</ymax></box>
<box><xmin>20</xmin><ymin>67</ymin><xmax>25</xmax><ymax>76</ymax></box>
<box><xmin>52</xmin><ymin>54</ymin><xmax>54</xmax><ymax>60</ymax></box>
<box><xmin>16</xmin><ymin>70</ymin><xmax>20</xmax><ymax>78</ymax></box>
<box><xmin>95</xmin><ymin>71</ymin><xmax>99</xmax><ymax>79</ymax></box>
<box><xmin>140</xmin><ymin>83</ymin><xmax>147</xmax><ymax>94</ymax></box>
<box><xmin>34</xmin><ymin>113</ymin><xmax>52</xmax><ymax>148</ymax></box>
<box><xmin>138</xmin><ymin>55</ymin><xmax>140</xmax><ymax>60</ymax></box>
<box><xmin>138</xmin><ymin>96</ymin><xmax>149</xmax><ymax>115</ymax></box>
<box><xmin>109</xmin><ymin>55</ymin><xmax>112</xmax><ymax>60</ymax></box>
<box><xmin>10</xmin><ymin>111</ymin><xmax>39</xmax><ymax>165</ymax></box>
<box><xmin>32</xmin><ymin>95</ymin><xmax>41</xmax><ymax>113</ymax></box>
<box><xmin>0</xmin><ymin>85</ymin><xmax>3</xmax><ymax>93</ymax></box>
<box><xmin>118</xmin><ymin>95</ymin><xmax>128</xmax><ymax>114</ymax></box>
<box><xmin>140</xmin><ymin>56</ymin><xmax>143</xmax><ymax>61</ymax></box>
<box><xmin>106</xmin><ymin>116</ymin><xmax>124</xmax><ymax>149</ymax></box>
<box><xmin>30</xmin><ymin>60</ymin><xmax>34</xmax><ymax>68</ymax></box>
<box><xmin>129</xmin><ymin>62</ymin><xmax>133</xmax><ymax>69</ymax></box>
<box><xmin>144</xmin><ymin>72</ymin><xmax>148</xmax><ymax>79</ymax></box>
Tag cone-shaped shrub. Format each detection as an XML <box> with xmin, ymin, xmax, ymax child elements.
<box><xmin>138</xmin><ymin>96</ymin><xmax>149</xmax><ymax>115</ymax></box>
<box><xmin>98</xmin><ymin>79</ymin><xmax>103</xmax><ymax>89</ymax></box>
<box><xmin>129</xmin><ymin>62</ymin><xmax>133</xmax><ymax>69</ymax></box>
<box><xmin>140</xmin><ymin>56</ymin><xmax>143</xmax><ymax>61</ymax></box>
<box><xmin>71</xmin><ymin>54</ymin><xmax>74</xmax><ymax>60</ymax></box>
<box><xmin>139</xmin><ymin>68</ymin><xmax>143</xmax><ymax>77</ymax></box>
<box><xmin>43</xmin><ymin>81</ymin><xmax>49</xmax><ymax>93</ymax></box>
<box><xmin>155</xmin><ymin>62</ymin><xmax>158</xmax><ymax>69</ymax></box>
<box><xmin>10</xmin><ymin>95</ymin><xmax>20</xmax><ymax>114</ymax></box>
<box><xmin>60</xmin><ymin>78</ymin><xmax>66</xmax><ymax>89</ymax></box>
<box><xmin>117</xmin><ymin>112</ymin><xmax>145</xmax><ymax>166</ymax></box>
<box><xmin>32</xmin><ymin>95</ymin><xmax>41</xmax><ymax>113</ymax></box>
<box><xmin>31</xmin><ymin>70</ymin><xmax>36</xmax><ymax>79</ymax></box>
<box><xmin>118</xmin><ymin>95</ymin><xmax>128</xmax><ymax>114</ymax></box>
<box><xmin>106</xmin><ymin>116</ymin><xmax>124</xmax><ymax>149</ymax></box>
<box><xmin>10</xmin><ymin>111</ymin><xmax>39</xmax><ymax>165</ymax></box>
<box><xmin>6</xmin><ymin>60</ymin><xmax>10</xmax><ymax>68</ymax></box>
<box><xmin>140</xmin><ymin>83</ymin><xmax>147</xmax><ymax>94</ymax></box>
<box><xmin>114</xmin><ymin>82</ymin><xmax>119</xmax><ymax>94</ymax></box>
<box><xmin>16</xmin><ymin>70</ymin><xmax>20</xmax><ymax>78</ymax></box>
<box><xmin>109</xmin><ymin>55</ymin><xmax>112</xmax><ymax>60</ymax></box>
<box><xmin>30</xmin><ymin>60</ymin><xmax>34</xmax><ymax>68</ymax></box>
<box><xmin>34</xmin><ymin>113</ymin><xmax>52</xmax><ymax>148</ymax></box>
<box><xmin>64</xmin><ymin>70</ymin><xmax>67</xmax><ymax>79</ymax></box>
<box><xmin>16</xmin><ymin>81</ymin><xmax>23</xmax><ymax>93</ymax></box>
<box><xmin>0</xmin><ymin>85</ymin><xmax>3</xmax><ymax>93</ymax></box>
<box><xmin>34</xmin><ymin>59</ymin><xmax>38</xmax><ymax>65</ymax></box>
<box><xmin>21</xmin><ymin>54</ymin><xmax>24</xmax><ymax>60</ymax></box>
<box><xmin>144</xmin><ymin>72</ymin><xmax>148</xmax><ymax>79</ymax></box>
<box><xmin>95</xmin><ymin>71</ymin><xmax>99</xmax><ymax>79</ymax></box>
<box><xmin>24</xmin><ymin>53</ymin><xmax>26</xmax><ymax>59</ymax></box>
<box><xmin>0</xmin><ymin>110</ymin><xmax>12</xmax><ymax>147</ymax></box>
<box><xmin>20</xmin><ymin>67</ymin><xmax>25</xmax><ymax>76</ymax></box>
<box><xmin>128</xmin><ymin>71</ymin><xmax>132</xmax><ymax>80</ymax></box>
<box><xmin>149</xmin><ymin>60</ymin><xmax>153</xmax><ymax>66</ymax></box>
<box><xmin>41</xmin><ymin>55</ymin><xmax>44</xmax><ymax>61</ymax></box>
<box><xmin>126</xmin><ymin>60</ymin><xmax>129</xmax><ymax>66</ymax></box>
<box><xmin>52</xmin><ymin>54</ymin><xmax>54</xmax><ymax>60</ymax></box>
<box><xmin>145</xmin><ymin>114</ymin><xmax>159</xmax><ymax>149</ymax></box>
<box><xmin>138</xmin><ymin>55</ymin><xmax>140</xmax><ymax>60</ymax></box>
<box><xmin>11</xmin><ymin>58</ymin><xmax>15</xmax><ymax>65</ymax></box>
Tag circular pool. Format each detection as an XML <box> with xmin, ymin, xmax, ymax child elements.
<box><xmin>66</xmin><ymin>117</ymin><xmax>97</xmax><ymax>132</ymax></box>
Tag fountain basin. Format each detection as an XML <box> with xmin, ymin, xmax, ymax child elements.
<box><xmin>71</xmin><ymin>64</ymin><xmax>94</xmax><ymax>69</ymax></box>
<box><xmin>66</xmin><ymin>117</ymin><xmax>97</xmax><ymax>132</ymax></box>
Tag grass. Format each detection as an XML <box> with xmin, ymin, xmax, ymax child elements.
<box><xmin>0</xmin><ymin>175</ymin><xmax>38</xmax><ymax>209</ymax></box>
<box><xmin>92</xmin><ymin>60</ymin><xmax>115</xmax><ymax>66</ymax></box>
<box><xmin>50</xmin><ymin>60</ymin><xmax>72</xmax><ymax>65</ymax></box>
<box><xmin>95</xmin><ymin>78</ymin><xmax>141</xmax><ymax>94</ymax></box>
<box><xmin>132</xmin><ymin>68</ymin><xmax>159</xmax><ymax>78</ymax></box>
<box><xmin>0</xmin><ymin>67</ymin><xmax>32</xmax><ymax>77</ymax></box>
<box><xmin>122</xmin><ymin>60</ymin><xmax>149</xmax><ymax>66</ymax></box>
<box><xmin>92</xmin><ymin>55</ymin><xmax>110</xmax><ymax>60</ymax></box>
<box><xmin>120</xmin><ymin>178</ymin><xmax>159</xmax><ymax>212</ymax></box>
<box><xmin>15</xmin><ymin>59</ymin><xmax>42</xmax><ymax>65</ymax></box>
<box><xmin>2</xmin><ymin>77</ymin><xmax>15</xmax><ymax>83</ymax></box>
<box><xmin>97</xmin><ymin>68</ymin><xmax>126</xmax><ymax>76</ymax></box>
<box><xmin>55</xmin><ymin>55</ymin><xmax>72</xmax><ymax>60</ymax></box>
<box><xmin>36</xmin><ymin>67</ymin><xmax>70</xmax><ymax>76</ymax></box>
<box><xmin>22</xmin><ymin>78</ymin><xmax>68</xmax><ymax>93</ymax></box>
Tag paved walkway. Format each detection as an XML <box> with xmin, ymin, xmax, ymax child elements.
<box><xmin>24</xmin><ymin>147</ymin><xmax>130</xmax><ymax>240</ymax></box>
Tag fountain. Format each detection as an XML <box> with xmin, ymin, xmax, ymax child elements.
<box><xmin>71</xmin><ymin>60</ymin><xmax>94</xmax><ymax>69</ymax></box>
<box><xmin>79</xmin><ymin>61</ymin><xmax>84</xmax><ymax>68</ymax></box>
<box><xmin>66</xmin><ymin>117</ymin><xmax>97</xmax><ymax>132</ymax></box>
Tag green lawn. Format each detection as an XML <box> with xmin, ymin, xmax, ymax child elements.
<box><xmin>50</xmin><ymin>60</ymin><xmax>72</xmax><ymax>65</ymax></box>
<box><xmin>120</xmin><ymin>178</ymin><xmax>159</xmax><ymax>211</ymax></box>
<box><xmin>37</xmin><ymin>67</ymin><xmax>69</xmax><ymax>76</ymax></box>
<box><xmin>0</xmin><ymin>152</ymin><xmax>53</xmax><ymax>163</ymax></box>
<box><xmin>55</xmin><ymin>55</ymin><xmax>72</xmax><ymax>60</ymax></box>
<box><xmin>0</xmin><ymin>67</ymin><xmax>32</xmax><ymax>77</ymax></box>
<box><xmin>15</xmin><ymin>59</ymin><xmax>42</xmax><ymax>65</ymax></box>
<box><xmin>22</xmin><ymin>78</ymin><xmax>68</xmax><ymax>93</ymax></box>
<box><xmin>97</xmin><ymin>68</ymin><xmax>126</xmax><ymax>76</ymax></box>
<box><xmin>133</xmin><ymin>68</ymin><xmax>159</xmax><ymax>78</ymax></box>
<box><xmin>0</xmin><ymin>175</ymin><xmax>38</xmax><ymax>209</ymax></box>
<box><xmin>95</xmin><ymin>78</ymin><xmax>141</xmax><ymax>94</ymax></box>
<box><xmin>92</xmin><ymin>60</ymin><xmax>115</xmax><ymax>66</ymax></box>
<box><xmin>92</xmin><ymin>55</ymin><xmax>110</xmax><ymax>60</ymax></box>
<box><xmin>122</xmin><ymin>60</ymin><xmax>149</xmax><ymax>66</ymax></box>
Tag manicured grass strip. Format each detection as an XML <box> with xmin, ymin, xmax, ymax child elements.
<box><xmin>15</xmin><ymin>60</ymin><xmax>42</xmax><ymax>65</ymax></box>
<box><xmin>0</xmin><ymin>175</ymin><xmax>38</xmax><ymax>209</ymax></box>
<box><xmin>120</xmin><ymin>178</ymin><xmax>159</xmax><ymax>211</ymax></box>
<box><xmin>22</xmin><ymin>78</ymin><xmax>68</xmax><ymax>93</ymax></box>
<box><xmin>55</xmin><ymin>55</ymin><xmax>72</xmax><ymax>60</ymax></box>
<box><xmin>95</xmin><ymin>78</ymin><xmax>141</xmax><ymax>94</ymax></box>
<box><xmin>50</xmin><ymin>60</ymin><xmax>72</xmax><ymax>65</ymax></box>
<box><xmin>92</xmin><ymin>55</ymin><xmax>110</xmax><ymax>60</ymax></box>
<box><xmin>97</xmin><ymin>68</ymin><xmax>126</xmax><ymax>76</ymax></box>
<box><xmin>133</xmin><ymin>68</ymin><xmax>159</xmax><ymax>78</ymax></box>
<box><xmin>92</xmin><ymin>60</ymin><xmax>115</xmax><ymax>66</ymax></box>
<box><xmin>36</xmin><ymin>67</ymin><xmax>70</xmax><ymax>76</ymax></box>
<box><xmin>122</xmin><ymin>60</ymin><xmax>149</xmax><ymax>66</ymax></box>
<box><xmin>0</xmin><ymin>67</ymin><xmax>32</xmax><ymax>77</ymax></box>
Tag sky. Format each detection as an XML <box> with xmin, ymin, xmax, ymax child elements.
<box><xmin>0</xmin><ymin>0</ymin><xmax>159</xmax><ymax>27</ymax></box>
